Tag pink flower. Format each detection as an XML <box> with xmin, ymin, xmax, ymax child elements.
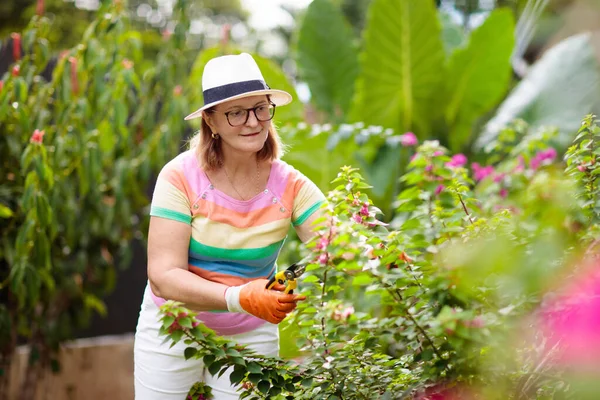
<box><xmin>578</xmin><ymin>165</ymin><xmax>587</xmax><ymax>172</ymax></box>
<box><xmin>493</xmin><ymin>173</ymin><xmax>505</xmax><ymax>183</ymax></box>
<box><xmin>341</xmin><ymin>306</ymin><xmax>354</xmax><ymax>319</ymax></box>
<box><xmin>400</xmin><ymin>132</ymin><xmax>418</xmax><ymax>147</ymax></box>
<box><xmin>435</xmin><ymin>184</ymin><xmax>444</xmax><ymax>196</ymax></box>
<box><xmin>359</xmin><ymin>203</ymin><xmax>369</xmax><ymax>216</ymax></box>
<box><xmin>351</xmin><ymin>213</ymin><xmax>363</xmax><ymax>224</ymax></box>
<box><xmin>425</xmin><ymin>164</ymin><xmax>433</xmax><ymax>172</ymax></box>
<box><xmin>499</xmin><ymin>188</ymin><xmax>508</xmax><ymax>198</ymax></box>
<box><xmin>30</xmin><ymin>129</ymin><xmax>45</xmax><ymax>144</ymax></box>
<box><xmin>173</xmin><ymin>85</ymin><xmax>183</xmax><ymax>96</ymax></box>
<box><xmin>471</xmin><ymin>163</ymin><xmax>495</xmax><ymax>182</ymax></box>
<box><xmin>445</xmin><ymin>154</ymin><xmax>467</xmax><ymax>168</ymax></box>
<box><xmin>433</xmin><ymin>150</ymin><xmax>444</xmax><ymax>157</ymax></box>
<box><xmin>530</xmin><ymin>148</ymin><xmax>557</xmax><ymax>170</ymax></box>
<box><xmin>122</xmin><ymin>59</ymin><xmax>134</xmax><ymax>69</ymax></box>
<box><xmin>540</xmin><ymin>261</ymin><xmax>600</xmax><ymax>370</ymax></box>
<box><xmin>318</xmin><ymin>253</ymin><xmax>328</xmax><ymax>265</ymax></box>
<box><xmin>315</xmin><ymin>236</ymin><xmax>329</xmax><ymax>250</ymax></box>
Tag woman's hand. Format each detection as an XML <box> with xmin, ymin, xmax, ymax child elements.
<box><xmin>225</xmin><ymin>279</ymin><xmax>306</xmax><ymax>324</ymax></box>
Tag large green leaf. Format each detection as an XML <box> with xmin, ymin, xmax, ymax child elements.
<box><xmin>445</xmin><ymin>8</ymin><xmax>515</xmax><ymax>151</ymax></box>
<box><xmin>296</xmin><ymin>0</ymin><xmax>359</xmax><ymax>121</ymax></box>
<box><xmin>350</xmin><ymin>0</ymin><xmax>445</xmax><ymax>136</ymax></box>
<box><xmin>476</xmin><ymin>32</ymin><xmax>600</xmax><ymax>150</ymax></box>
<box><xmin>280</xmin><ymin>124</ymin><xmax>359</xmax><ymax>191</ymax></box>
<box><xmin>188</xmin><ymin>46</ymin><xmax>304</xmax><ymax>126</ymax></box>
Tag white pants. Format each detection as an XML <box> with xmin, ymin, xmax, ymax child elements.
<box><xmin>133</xmin><ymin>285</ymin><xmax>279</xmax><ymax>400</ymax></box>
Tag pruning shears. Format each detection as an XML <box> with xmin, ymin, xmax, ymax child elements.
<box><xmin>265</xmin><ymin>262</ymin><xmax>307</xmax><ymax>294</ymax></box>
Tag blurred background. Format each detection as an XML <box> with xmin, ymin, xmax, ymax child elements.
<box><xmin>1</xmin><ymin>0</ymin><xmax>600</xmax><ymax>398</ymax></box>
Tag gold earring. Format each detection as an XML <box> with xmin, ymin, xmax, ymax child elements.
<box><xmin>211</xmin><ymin>132</ymin><xmax>219</xmax><ymax>139</ymax></box>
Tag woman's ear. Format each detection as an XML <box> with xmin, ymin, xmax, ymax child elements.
<box><xmin>202</xmin><ymin>111</ymin><xmax>217</xmax><ymax>133</ymax></box>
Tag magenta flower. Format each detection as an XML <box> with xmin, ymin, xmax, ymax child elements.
<box><xmin>445</xmin><ymin>154</ymin><xmax>467</xmax><ymax>168</ymax></box>
<box><xmin>471</xmin><ymin>163</ymin><xmax>495</xmax><ymax>182</ymax></box>
<box><xmin>540</xmin><ymin>261</ymin><xmax>600</xmax><ymax>369</ymax></box>
<box><xmin>433</xmin><ymin>150</ymin><xmax>444</xmax><ymax>157</ymax></box>
<box><xmin>315</xmin><ymin>236</ymin><xmax>329</xmax><ymax>250</ymax></box>
<box><xmin>530</xmin><ymin>148</ymin><xmax>557</xmax><ymax>170</ymax></box>
<box><xmin>318</xmin><ymin>253</ymin><xmax>328</xmax><ymax>265</ymax></box>
<box><xmin>499</xmin><ymin>188</ymin><xmax>508</xmax><ymax>198</ymax></box>
<box><xmin>400</xmin><ymin>132</ymin><xmax>418</xmax><ymax>147</ymax></box>
<box><xmin>435</xmin><ymin>184</ymin><xmax>444</xmax><ymax>196</ymax></box>
<box><xmin>360</xmin><ymin>203</ymin><xmax>370</xmax><ymax>216</ymax></box>
<box><xmin>351</xmin><ymin>213</ymin><xmax>363</xmax><ymax>224</ymax></box>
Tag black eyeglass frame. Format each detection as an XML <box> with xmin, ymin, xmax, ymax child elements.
<box><xmin>220</xmin><ymin>101</ymin><xmax>277</xmax><ymax>127</ymax></box>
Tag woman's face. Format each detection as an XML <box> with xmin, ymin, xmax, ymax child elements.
<box><xmin>205</xmin><ymin>95</ymin><xmax>272</xmax><ymax>156</ymax></box>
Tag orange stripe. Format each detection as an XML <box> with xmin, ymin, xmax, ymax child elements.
<box><xmin>163</xmin><ymin>168</ymin><xmax>196</xmax><ymax>203</ymax></box>
<box><xmin>189</xmin><ymin>265</ymin><xmax>269</xmax><ymax>286</ymax></box>
<box><xmin>193</xmin><ymin>199</ymin><xmax>291</xmax><ymax>228</ymax></box>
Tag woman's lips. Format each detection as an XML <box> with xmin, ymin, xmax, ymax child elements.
<box><xmin>241</xmin><ymin>131</ymin><xmax>261</xmax><ymax>137</ymax></box>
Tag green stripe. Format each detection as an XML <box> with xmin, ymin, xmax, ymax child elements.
<box><xmin>293</xmin><ymin>200</ymin><xmax>326</xmax><ymax>226</ymax></box>
<box><xmin>189</xmin><ymin>237</ymin><xmax>286</xmax><ymax>261</ymax></box>
<box><xmin>150</xmin><ymin>206</ymin><xmax>192</xmax><ymax>224</ymax></box>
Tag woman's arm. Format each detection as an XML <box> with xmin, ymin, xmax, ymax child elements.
<box><xmin>147</xmin><ymin>216</ymin><xmax>228</xmax><ymax>311</ymax></box>
<box><xmin>294</xmin><ymin>209</ymin><xmax>323</xmax><ymax>243</ymax></box>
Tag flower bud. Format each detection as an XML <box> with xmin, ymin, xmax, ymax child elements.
<box><xmin>30</xmin><ymin>129</ymin><xmax>45</xmax><ymax>144</ymax></box>
<box><xmin>11</xmin><ymin>33</ymin><xmax>21</xmax><ymax>61</ymax></box>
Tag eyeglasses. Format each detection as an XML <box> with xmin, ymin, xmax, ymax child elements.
<box><xmin>220</xmin><ymin>102</ymin><xmax>276</xmax><ymax>127</ymax></box>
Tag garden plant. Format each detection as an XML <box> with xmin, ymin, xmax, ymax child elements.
<box><xmin>159</xmin><ymin>116</ymin><xmax>600</xmax><ymax>399</ymax></box>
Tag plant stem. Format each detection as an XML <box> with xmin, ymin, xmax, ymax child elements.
<box><xmin>393</xmin><ymin>289</ymin><xmax>446</xmax><ymax>368</ymax></box>
<box><xmin>457</xmin><ymin>193</ymin><xmax>474</xmax><ymax>224</ymax></box>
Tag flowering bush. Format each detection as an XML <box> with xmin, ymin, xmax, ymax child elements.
<box><xmin>159</xmin><ymin>116</ymin><xmax>600</xmax><ymax>399</ymax></box>
<box><xmin>0</xmin><ymin>2</ymin><xmax>192</xmax><ymax>397</ymax></box>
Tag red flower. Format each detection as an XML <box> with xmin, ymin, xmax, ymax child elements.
<box><xmin>36</xmin><ymin>0</ymin><xmax>45</xmax><ymax>16</ymax></box>
<box><xmin>11</xmin><ymin>65</ymin><xmax>20</xmax><ymax>77</ymax></box>
<box><xmin>30</xmin><ymin>129</ymin><xmax>45</xmax><ymax>144</ymax></box>
<box><xmin>11</xmin><ymin>33</ymin><xmax>21</xmax><ymax>61</ymax></box>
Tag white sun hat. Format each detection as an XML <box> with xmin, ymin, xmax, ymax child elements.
<box><xmin>184</xmin><ymin>53</ymin><xmax>293</xmax><ymax>121</ymax></box>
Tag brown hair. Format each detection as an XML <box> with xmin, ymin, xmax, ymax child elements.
<box><xmin>189</xmin><ymin>107</ymin><xmax>286</xmax><ymax>171</ymax></box>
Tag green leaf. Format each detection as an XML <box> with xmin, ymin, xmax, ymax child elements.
<box><xmin>0</xmin><ymin>204</ymin><xmax>14</xmax><ymax>218</ymax></box>
<box><xmin>477</xmin><ymin>33</ymin><xmax>600</xmax><ymax>150</ymax></box>
<box><xmin>257</xmin><ymin>380</ymin><xmax>270</xmax><ymax>394</ymax></box>
<box><xmin>229</xmin><ymin>367</ymin><xmax>246</xmax><ymax>385</ymax></box>
<box><xmin>444</xmin><ymin>9</ymin><xmax>515</xmax><ymax>151</ymax></box>
<box><xmin>178</xmin><ymin>317</ymin><xmax>193</xmax><ymax>329</ymax></box>
<box><xmin>350</xmin><ymin>0</ymin><xmax>445</xmax><ymax>135</ymax></box>
<box><xmin>184</xmin><ymin>347</ymin><xmax>197</xmax><ymax>360</ymax></box>
<box><xmin>296</xmin><ymin>0</ymin><xmax>359</xmax><ymax>120</ymax></box>
<box><xmin>246</xmin><ymin>362</ymin><xmax>262</xmax><ymax>374</ymax></box>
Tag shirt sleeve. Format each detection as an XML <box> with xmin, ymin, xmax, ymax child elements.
<box><xmin>149</xmin><ymin>159</ymin><xmax>192</xmax><ymax>225</ymax></box>
<box><xmin>291</xmin><ymin>171</ymin><xmax>327</xmax><ymax>227</ymax></box>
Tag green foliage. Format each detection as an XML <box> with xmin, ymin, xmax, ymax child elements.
<box><xmin>478</xmin><ymin>33</ymin><xmax>600</xmax><ymax>150</ymax></box>
<box><xmin>0</xmin><ymin>0</ymin><xmax>193</xmax><ymax>390</ymax></box>
<box><xmin>160</xmin><ymin>116</ymin><xmax>600</xmax><ymax>399</ymax></box>
<box><xmin>296</xmin><ymin>0</ymin><xmax>359</xmax><ymax>121</ymax></box>
<box><xmin>350</xmin><ymin>0</ymin><xmax>445</xmax><ymax>136</ymax></box>
<box><xmin>296</xmin><ymin>0</ymin><xmax>516</xmax><ymax>152</ymax></box>
<box><xmin>444</xmin><ymin>8</ymin><xmax>515</xmax><ymax>151</ymax></box>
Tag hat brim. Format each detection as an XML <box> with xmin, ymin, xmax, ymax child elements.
<box><xmin>184</xmin><ymin>89</ymin><xmax>293</xmax><ymax>121</ymax></box>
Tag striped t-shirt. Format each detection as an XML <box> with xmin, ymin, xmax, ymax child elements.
<box><xmin>148</xmin><ymin>149</ymin><xmax>326</xmax><ymax>336</ymax></box>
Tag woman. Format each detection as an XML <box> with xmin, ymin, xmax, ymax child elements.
<box><xmin>133</xmin><ymin>53</ymin><xmax>326</xmax><ymax>399</ymax></box>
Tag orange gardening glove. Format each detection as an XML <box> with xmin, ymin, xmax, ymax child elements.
<box><xmin>224</xmin><ymin>279</ymin><xmax>306</xmax><ymax>324</ymax></box>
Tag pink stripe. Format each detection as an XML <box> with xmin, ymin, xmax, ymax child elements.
<box><xmin>180</xmin><ymin>150</ymin><xmax>209</xmax><ymax>195</ymax></box>
<box><xmin>150</xmin><ymin>288</ymin><xmax>266</xmax><ymax>335</ymax></box>
<box><xmin>196</xmin><ymin>312</ymin><xmax>266</xmax><ymax>336</ymax></box>
<box><xmin>268</xmin><ymin>160</ymin><xmax>291</xmax><ymax>197</ymax></box>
